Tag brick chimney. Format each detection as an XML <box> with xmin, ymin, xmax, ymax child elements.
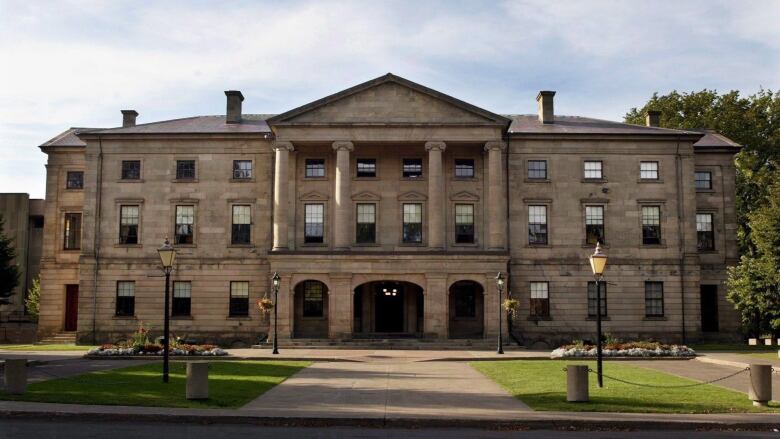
<box><xmin>536</xmin><ymin>91</ymin><xmax>555</xmax><ymax>124</ymax></box>
<box><xmin>646</xmin><ymin>110</ymin><xmax>661</xmax><ymax>127</ymax></box>
<box><xmin>121</xmin><ymin>110</ymin><xmax>138</xmax><ymax>128</ymax></box>
<box><xmin>225</xmin><ymin>90</ymin><xmax>244</xmax><ymax>124</ymax></box>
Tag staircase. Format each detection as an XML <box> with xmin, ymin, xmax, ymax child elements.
<box><xmin>37</xmin><ymin>331</ymin><xmax>77</xmax><ymax>345</ymax></box>
<box><xmin>253</xmin><ymin>338</ymin><xmax>524</xmax><ymax>351</ymax></box>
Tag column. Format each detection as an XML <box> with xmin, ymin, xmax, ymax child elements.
<box><xmin>423</xmin><ymin>274</ymin><xmax>447</xmax><ymax>339</ymax></box>
<box><xmin>485</xmin><ymin>141</ymin><xmax>507</xmax><ymax>250</ymax></box>
<box><xmin>332</xmin><ymin>141</ymin><xmax>354</xmax><ymax>250</ymax></box>
<box><xmin>272</xmin><ymin>141</ymin><xmax>294</xmax><ymax>251</ymax></box>
<box><xmin>425</xmin><ymin>141</ymin><xmax>446</xmax><ymax>250</ymax></box>
<box><xmin>328</xmin><ymin>274</ymin><xmax>353</xmax><ymax>338</ymax></box>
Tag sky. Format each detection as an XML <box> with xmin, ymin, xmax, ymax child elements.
<box><xmin>1</xmin><ymin>0</ymin><xmax>778</xmax><ymax>199</ymax></box>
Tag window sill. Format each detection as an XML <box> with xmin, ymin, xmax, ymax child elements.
<box><xmin>698</xmin><ymin>249</ymin><xmax>718</xmax><ymax>254</ymax></box>
<box><xmin>227</xmin><ymin>244</ymin><xmax>254</xmax><ymax>248</ymax></box>
<box><xmin>174</xmin><ymin>243</ymin><xmax>197</xmax><ymax>248</ymax></box>
<box><xmin>171</xmin><ymin>179</ymin><xmax>199</xmax><ymax>183</ymax></box>
<box><xmin>303</xmin><ymin>176</ymin><xmax>328</xmax><ymax>181</ymax></box>
<box><xmin>527</xmin><ymin>243</ymin><xmax>550</xmax><ymax>248</ymax></box>
<box><xmin>115</xmin><ymin>244</ymin><xmax>142</xmax><ymax>248</ymax></box>
<box><xmin>641</xmin><ymin>244</ymin><xmax>667</xmax><ymax>249</ymax></box>
<box><xmin>528</xmin><ymin>316</ymin><xmax>552</xmax><ymax>321</ymax></box>
<box><xmin>62</xmin><ymin>248</ymin><xmax>81</xmax><ymax>252</ymax></box>
<box><xmin>302</xmin><ymin>243</ymin><xmax>328</xmax><ymax>247</ymax></box>
<box><xmin>524</xmin><ymin>179</ymin><xmax>551</xmax><ymax>184</ymax></box>
<box><xmin>65</xmin><ymin>187</ymin><xmax>84</xmax><ymax>191</ymax></box>
<box><xmin>354</xmin><ymin>243</ymin><xmax>380</xmax><ymax>247</ymax></box>
<box><xmin>171</xmin><ymin>315</ymin><xmax>193</xmax><ymax>320</ymax></box>
<box><xmin>452</xmin><ymin>177</ymin><xmax>479</xmax><ymax>182</ymax></box>
<box><xmin>696</xmin><ymin>189</ymin><xmax>716</xmax><ymax>193</ymax></box>
<box><xmin>581</xmin><ymin>178</ymin><xmax>608</xmax><ymax>184</ymax></box>
<box><xmin>452</xmin><ymin>242</ymin><xmax>478</xmax><ymax>247</ymax></box>
<box><xmin>401</xmin><ymin>177</ymin><xmax>426</xmax><ymax>181</ymax></box>
<box><xmin>398</xmin><ymin>242</ymin><xmax>425</xmax><ymax>247</ymax></box>
<box><xmin>637</xmin><ymin>179</ymin><xmax>664</xmax><ymax>184</ymax></box>
<box><xmin>113</xmin><ymin>315</ymin><xmax>137</xmax><ymax>320</ymax></box>
<box><xmin>226</xmin><ymin>315</ymin><xmax>251</xmax><ymax>320</ymax></box>
<box><xmin>353</xmin><ymin>176</ymin><xmax>379</xmax><ymax>180</ymax></box>
<box><xmin>643</xmin><ymin>316</ymin><xmax>667</xmax><ymax>321</ymax></box>
<box><xmin>586</xmin><ymin>316</ymin><xmax>610</xmax><ymax>321</ymax></box>
<box><xmin>230</xmin><ymin>178</ymin><xmax>255</xmax><ymax>183</ymax></box>
<box><xmin>582</xmin><ymin>243</ymin><xmax>608</xmax><ymax>248</ymax></box>
<box><xmin>117</xmin><ymin>179</ymin><xmax>144</xmax><ymax>183</ymax></box>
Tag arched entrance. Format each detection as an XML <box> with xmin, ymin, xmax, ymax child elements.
<box><xmin>448</xmin><ymin>280</ymin><xmax>484</xmax><ymax>339</ymax></box>
<box><xmin>293</xmin><ymin>280</ymin><xmax>329</xmax><ymax>338</ymax></box>
<box><xmin>353</xmin><ymin>281</ymin><xmax>424</xmax><ymax>337</ymax></box>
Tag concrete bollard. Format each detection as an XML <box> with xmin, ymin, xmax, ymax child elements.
<box><xmin>186</xmin><ymin>361</ymin><xmax>209</xmax><ymax>400</ymax></box>
<box><xmin>4</xmin><ymin>359</ymin><xmax>27</xmax><ymax>395</ymax></box>
<box><xmin>566</xmin><ymin>365</ymin><xmax>589</xmax><ymax>402</ymax></box>
<box><xmin>748</xmin><ymin>364</ymin><xmax>772</xmax><ymax>407</ymax></box>
<box><xmin>749</xmin><ymin>338</ymin><xmax>758</xmax><ymax>346</ymax></box>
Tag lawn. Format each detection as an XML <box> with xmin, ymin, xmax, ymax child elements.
<box><xmin>0</xmin><ymin>361</ymin><xmax>309</xmax><ymax>408</ymax></box>
<box><xmin>472</xmin><ymin>360</ymin><xmax>779</xmax><ymax>414</ymax></box>
<box><xmin>746</xmin><ymin>352</ymin><xmax>779</xmax><ymax>361</ymax></box>
<box><xmin>0</xmin><ymin>344</ymin><xmax>97</xmax><ymax>351</ymax></box>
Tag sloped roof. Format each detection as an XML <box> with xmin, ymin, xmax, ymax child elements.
<box><xmin>693</xmin><ymin>129</ymin><xmax>742</xmax><ymax>149</ymax></box>
<box><xmin>85</xmin><ymin>114</ymin><xmax>273</xmax><ymax>135</ymax></box>
<box><xmin>39</xmin><ymin>127</ymin><xmax>96</xmax><ymax>148</ymax></box>
<box><xmin>507</xmin><ymin>115</ymin><xmax>703</xmax><ymax>137</ymax></box>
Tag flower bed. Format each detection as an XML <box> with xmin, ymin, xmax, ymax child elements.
<box><xmin>551</xmin><ymin>341</ymin><xmax>695</xmax><ymax>358</ymax></box>
<box><xmin>88</xmin><ymin>343</ymin><xmax>226</xmax><ymax>357</ymax></box>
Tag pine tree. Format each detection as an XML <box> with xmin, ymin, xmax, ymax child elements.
<box><xmin>0</xmin><ymin>214</ymin><xmax>20</xmax><ymax>303</ymax></box>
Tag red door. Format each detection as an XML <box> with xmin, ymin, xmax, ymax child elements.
<box><xmin>65</xmin><ymin>285</ymin><xmax>79</xmax><ymax>331</ymax></box>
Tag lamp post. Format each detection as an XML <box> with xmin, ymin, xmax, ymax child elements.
<box><xmin>271</xmin><ymin>272</ymin><xmax>280</xmax><ymax>355</ymax></box>
<box><xmin>589</xmin><ymin>242</ymin><xmax>608</xmax><ymax>388</ymax></box>
<box><xmin>157</xmin><ymin>238</ymin><xmax>177</xmax><ymax>383</ymax></box>
<box><xmin>495</xmin><ymin>272</ymin><xmax>505</xmax><ymax>355</ymax></box>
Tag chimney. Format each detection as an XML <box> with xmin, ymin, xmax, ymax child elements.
<box><xmin>646</xmin><ymin>110</ymin><xmax>661</xmax><ymax>127</ymax></box>
<box><xmin>121</xmin><ymin>110</ymin><xmax>138</xmax><ymax>127</ymax></box>
<box><xmin>536</xmin><ymin>91</ymin><xmax>555</xmax><ymax>124</ymax></box>
<box><xmin>225</xmin><ymin>90</ymin><xmax>244</xmax><ymax>124</ymax></box>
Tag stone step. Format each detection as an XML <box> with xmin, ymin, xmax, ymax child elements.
<box><xmin>37</xmin><ymin>332</ymin><xmax>77</xmax><ymax>344</ymax></box>
<box><xmin>252</xmin><ymin>339</ymin><xmax>523</xmax><ymax>351</ymax></box>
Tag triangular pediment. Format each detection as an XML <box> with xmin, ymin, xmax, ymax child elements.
<box><xmin>398</xmin><ymin>190</ymin><xmax>427</xmax><ymax>201</ymax></box>
<box><xmin>300</xmin><ymin>191</ymin><xmax>329</xmax><ymax>201</ymax></box>
<box><xmin>352</xmin><ymin>191</ymin><xmax>381</xmax><ymax>201</ymax></box>
<box><xmin>450</xmin><ymin>191</ymin><xmax>480</xmax><ymax>202</ymax></box>
<box><xmin>268</xmin><ymin>74</ymin><xmax>510</xmax><ymax>126</ymax></box>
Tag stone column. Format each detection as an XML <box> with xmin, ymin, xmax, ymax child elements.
<box><xmin>485</xmin><ymin>141</ymin><xmax>507</xmax><ymax>250</ymax></box>
<box><xmin>332</xmin><ymin>141</ymin><xmax>354</xmax><ymax>250</ymax></box>
<box><xmin>425</xmin><ymin>141</ymin><xmax>447</xmax><ymax>250</ymax></box>
<box><xmin>423</xmin><ymin>274</ymin><xmax>447</xmax><ymax>339</ymax></box>
<box><xmin>328</xmin><ymin>274</ymin><xmax>353</xmax><ymax>339</ymax></box>
<box><xmin>272</xmin><ymin>141</ymin><xmax>294</xmax><ymax>251</ymax></box>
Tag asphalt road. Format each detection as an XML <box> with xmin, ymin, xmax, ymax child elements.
<box><xmin>0</xmin><ymin>420</ymin><xmax>778</xmax><ymax>439</ymax></box>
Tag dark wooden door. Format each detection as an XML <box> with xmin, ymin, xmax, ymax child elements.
<box><xmin>65</xmin><ymin>285</ymin><xmax>79</xmax><ymax>331</ymax></box>
<box><xmin>700</xmin><ymin>285</ymin><xmax>719</xmax><ymax>332</ymax></box>
<box><xmin>375</xmin><ymin>288</ymin><xmax>404</xmax><ymax>333</ymax></box>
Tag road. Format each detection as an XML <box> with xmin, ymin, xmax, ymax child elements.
<box><xmin>0</xmin><ymin>420</ymin><xmax>777</xmax><ymax>439</ymax></box>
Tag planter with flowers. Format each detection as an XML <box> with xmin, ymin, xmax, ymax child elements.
<box><xmin>551</xmin><ymin>338</ymin><xmax>695</xmax><ymax>359</ymax></box>
<box><xmin>87</xmin><ymin>323</ymin><xmax>226</xmax><ymax>357</ymax></box>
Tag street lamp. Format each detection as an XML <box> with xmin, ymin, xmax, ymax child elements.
<box><xmin>271</xmin><ymin>272</ymin><xmax>280</xmax><ymax>355</ymax></box>
<box><xmin>157</xmin><ymin>238</ymin><xmax>176</xmax><ymax>383</ymax></box>
<box><xmin>589</xmin><ymin>242</ymin><xmax>608</xmax><ymax>388</ymax></box>
<box><xmin>495</xmin><ymin>272</ymin><xmax>505</xmax><ymax>355</ymax></box>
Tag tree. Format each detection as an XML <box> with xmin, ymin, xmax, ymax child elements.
<box><xmin>25</xmin><ymin>277</ymin><xmax>40</xmax><ymax>321</ymax></box>
<box><xmin>0</xmin><ymin>214</ymin><xmax>20</xmax><ymax>303</ymax></box>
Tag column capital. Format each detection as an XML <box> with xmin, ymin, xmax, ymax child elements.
<box><xmin>484</xmin><ymin>141</ymin><xmax>507</xmax><ymax>152</ymax></box>
<box><xmin>272</xmin><ymin>141</ymin><xmax>294</xmax><ymax>152</ymax></box>
<box><xmin>332</xmin><ymin>141</ymin><xmax>354</xmax><ymax>152</ymax></box>
<box><xmin>424</xmin><ymin>141</ymin><xmax>447</xmax><ymax>152</ymax></box>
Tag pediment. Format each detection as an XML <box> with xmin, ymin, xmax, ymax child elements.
<box><xmin>450</xmin><ymin>191</ymin><xmax>480</xmax><ymax>202</ymax></box>
<box><xmin>268</xmin><ymin>74</ymin><xmax>510</xmax><ymax>126</ymax></box>
<box><xmin>352</xmin><ymin>191</ymin><xmax>381</xmax><ymax>201</ymax></box>
<box><xmin>300</xmin><ymin>191</ymin><xmax>329</xmax><ymax>201</ymax></box>
<box><xmin>398</xmin><ymin>190</ymin><xmax>427</xmax><ymax>201</ymax></box>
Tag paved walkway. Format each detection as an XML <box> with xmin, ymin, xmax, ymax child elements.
<box><xmin>240</xmin><ymin>359</ymin><xmax>531</xmax><ymax>419</ymax></box>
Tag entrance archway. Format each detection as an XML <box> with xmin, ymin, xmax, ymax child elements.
<box><xmin>293</xmin><ymin>280</ymin><xmax>329</xmax><ymax>338</ymax></box>
<box><xmin>448</xmin><ymin>280</ymin><xmax>484</xmax><ymax>338</ymax></box>
<box><xmin>353</xmin><ymin>281</ymin><xmax>424</xmax><ymax>338</ymax></box>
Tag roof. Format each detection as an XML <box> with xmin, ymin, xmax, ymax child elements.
<box><xmin>39</xmin><ymin>127</ymin><xmax>96</xmax><ymax>148</ymax></box>
<box><xmin>507</xmin><ymin>115</ymin><xmax>703</xmax><ymax>137</ymax></box>
<box><xmin>84</xmin><ymin>114</ymin><xmax>273</xmax><ymax>135</ymax></box>
<box><xmin>693</xmin><ymin>129</ymin><xmax>742</xmax><ymax>149</ymax></box>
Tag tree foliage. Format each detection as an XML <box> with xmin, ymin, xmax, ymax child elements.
<box><xmin>0</xmin><ymin>214</ymin><xmax>20</xmax><ymax>302</ymax></box>
<box><xmin>25</xmin><ymin>277</ymin><xmax>40</xmax><ymax>321</ymax></box>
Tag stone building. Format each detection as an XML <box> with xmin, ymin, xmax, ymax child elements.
<box><xmin>35</xmin><ymin>74</ymin><xmax>741</xmax><ymax>347</ymax></box>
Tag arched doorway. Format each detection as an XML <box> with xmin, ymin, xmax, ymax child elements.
<box><xmin>448</xmin><ymin>280</ymin><xmax>484</xmax><ymax>339</ymax></box>
<box><xmin>353</xmin><ymin>281</ymin><xmax>424</xmax><ymax>338</ymax></box>
<box><xmin>293</xmin><ymin>280</ymin><xmax>329</xmax><ymax>338</ymax></box>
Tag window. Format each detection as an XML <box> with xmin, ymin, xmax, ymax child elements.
<box><xmin>63</xmin><ymin>213</ymin><xmax>82</xmax><ymax>250</ymax></box>
<box><xmin>66</xmin><ymin>171</ymin><xmax>83</xmax><ymax>189</ymax></box>
<box><xmin>587</xmin><ymin>281</ymin><xmax>607</xmax><ymax>317</ymax></box>
<box><xmin>528</xmin><ymin>205</ymin><xmax>548</xmax><ymax>245</ymax></box>
<box><xmin>305</xmin><ymin>159</ymin><xmax>325</xmax><ymax>178</ymax></box>
<box><xmin>172</xmin><ymin>281</ymin><xmax>191</xmax><ymax>317</ymax></box>
<box><xmin>452</xmin><ymin>282</ymin><xmax>477</xmax><ymax>318</ymax></box>
<box><xmin>645</xmin><ymin>282</ymin><xmax>664</xmax><ymax>317</ymax></box>
<box><xmin>115</xmin><ymin>281</ymin><xmax>135</xmax><ymax>316</ymax></box>
<box><xmin>641</xmin><ymin>206</ymin><xmax>661</xmax><ymax>245</ymax></box>
<box><xmin>175</xmin><ymin>205</ymin><xmax>194</xmax><ymax>245</ymax></box>
<box><xmin>121</xmin><ymin>161</ymin><xmax>141</xmax><ymax>180</ymax></box>
<box><xmin>304</xmin><ymin>204</ymin><xmax>324</xmax><ymax>243</ymax></box>
<box><xmin>455</xmin><ymin>204</ymin><xmax>475</xmax><ymax>244</ymax></box>
<box><xmin>455</xmin><ymin>159</ymin><xmax>475</xmax><ymax>178</ymax></box>
<box><xmin>530</xmin><ymin>282</ymin><xmax>550</xmax><ymax>318</ymax></box>
<box><xmin>231</xmin><ymin>205</ymin><xmax>251</xmax><ymax>245</ymax></box>
<box><xmin>584</xmin><ymin>161</ymin><xmax>603</xmax><ymax>179</ymax></box>
<box><xmin>640</xmin><ymin>161</ymin><xmax>659</xmax><ymax>180</ymax></box>
<box><xmin>528</xmin><ymin>160</ymin><xmax>548</xmax><ymax>180</ymax></box>
<box><xmin>229</xmin><ymin>281</ymin><xmax>249</xmax><ymax>316</ymax></box>
<box><xmin>402</xmin><ymin>158</ymin><xmax>423</xmax><ymax>178</ymax></box>
<box><xmin>585</xmin><ymin>206</ymin><xmax>604</xmax><ymax>245</ymax></box>
<box><xmin>176</xmin><ymin>160</ymin><xmax>196</xmax><ymax>180</ymax></box>
<box><xmin>356</xmin><ymin>159</ymin><xmax>376</xmax><ymax>178</ymax></box>
<box><xmin>697</xmin><ymin>213</ymin><xmax>715</xmax><ymax>251</ymax></box>
<box><xmin>356</xmin><ymin>203</ymin><xmax>376</xmax><ymax>244</ymax></box>
<box><xmin>303</xmin><ymin>281</ymin><xmax>324</xmax><ymax>317</ymax></box>
<box><xmin>695</xmin><ymin>171</ymin><xmax>712</xmax><ymax>190</ymax></box>
<box><xmin>402</xmin><ymin>203</ymin><xmax>423</xmax><ymax>243</ymax></box>
<box><xmin>119</xmin><ymin>205</ymin><xmax>139</xmax><ymax>245</ymax></box>
<box><xmin>233</xmin><ymin>160</ymin><xmax>252</xmax><ymax>179</ymax></box>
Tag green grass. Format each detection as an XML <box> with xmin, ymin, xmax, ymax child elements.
<box><xmin>0</xmin><ymin>344</ymin><xmax>96</xmax><ymax>351</ymax></box>
<box><xmin>688</xmin><ymin>342</ymin><xmax>777</xmax><ymax>352</ymax></box>
<box><xmin>746</xmin><ymin>352</ymin><xmax>779</xmax><ymax>360</ymax></box>
<box><xmin>472</xmin><ymin>360</ymin><xmax>779</xmax><ymax>413</ymax></box>
<box><xmin>0</xmin><ymin>361</ymin><xmax>309</xmax><ymax>408</ymax></box>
